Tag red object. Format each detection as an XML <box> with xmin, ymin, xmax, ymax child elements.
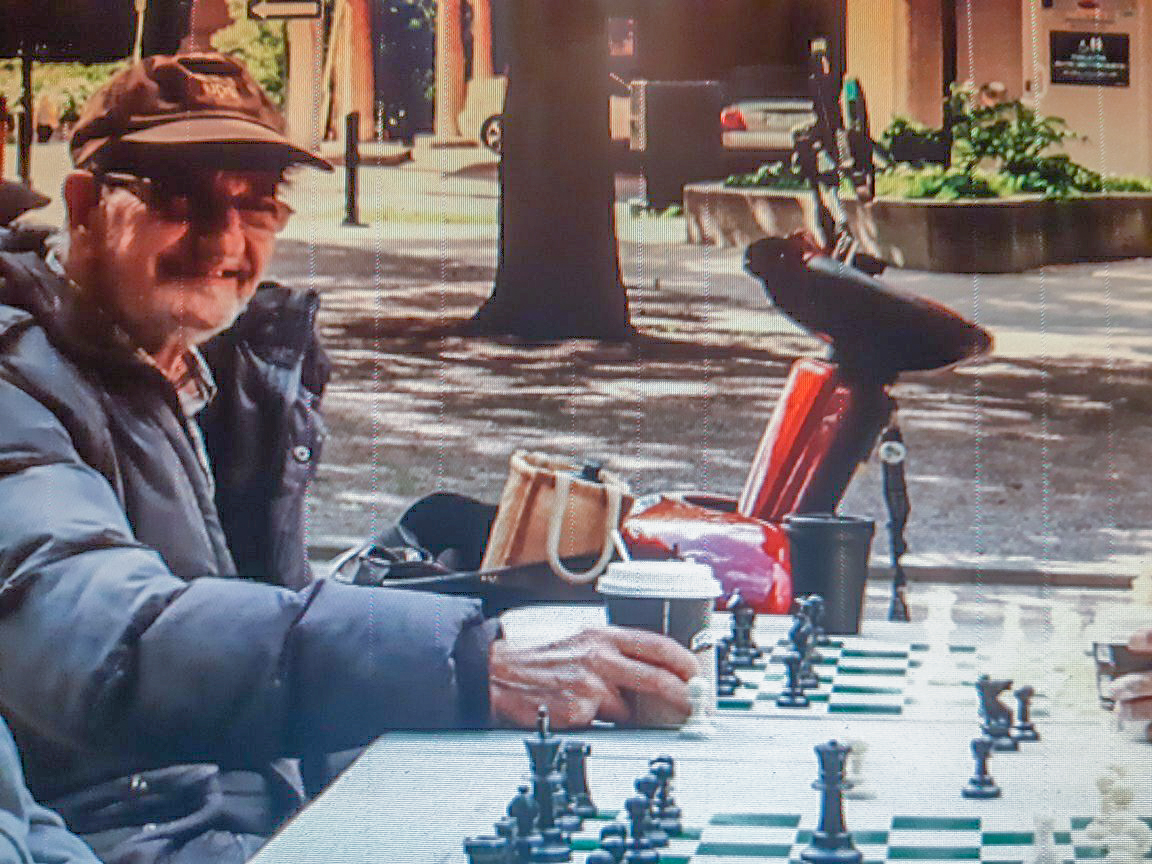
<box><xmin>622</xmin><ymin>359</ymin><xmax>849</xmax><ymax>615</ymax></box>
<box><xmin>623</xmin><ymin>492</ymin><xmax>793</xmax><ymax>615</ymax></box>
<box><xmin>737</xmin><ymin>358</ymin><xmax>850</xmax><ymax>522</ymax></box>
<box><xmin>720</xmin><ymin>105</ymin><xmax>748</xmax><ymax>131</ymax></box>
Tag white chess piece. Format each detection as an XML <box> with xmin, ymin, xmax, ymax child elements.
<box><xmin>996</xmin><ymin>601</ymin><xmax>1028</xmax><ymax>677</ymax></box>
<box><xmin>842</xmin><ymin>739</ymin><xmax>874</xmax><ymax>800</ymax></box>
<box><xmin>678</xmin><ymin>676</ymin><xmax>716</xmax><ymax>740</ymax></box>
<box><xmin>1027</xmin><ymin>815</ymin><xmax>1060</xmax><ymax>864</ymax></box>
<box><xmin>1103</xmin><ymin>776</ymin><xmax>1152</xmax><ymax>858</ymax></box>
<box><xmin>918</xmin><ymin>588</ymin><xmax>960</xmax><ymax>685</ymax></box>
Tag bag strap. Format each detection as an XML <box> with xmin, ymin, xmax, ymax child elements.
<box><xmin>545</xmin><ymin>471</ymin><xmax>622</xmax><ymax>584</ymax></box>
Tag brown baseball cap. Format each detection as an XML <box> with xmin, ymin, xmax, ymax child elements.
<box><xmin>70</xmin><ymin>53</ymin><xmax>331</xmax><ymax>172</ymax></box>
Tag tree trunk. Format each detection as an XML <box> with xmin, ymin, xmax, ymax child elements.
<box><xmin>472</xmin><ymin>0</ymin><xmax>631</xmax><ymax>340</ymax></box>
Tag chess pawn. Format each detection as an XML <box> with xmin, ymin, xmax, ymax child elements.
<box><xmin>679</xmin><ymin>676</ymin><xmax>716</xmax><ymax>740</ymax></box>
<box><xmin>776</xmin><ymin>650</ymin><xmax>810</xmax><ymax>708</ymax></box>
<box><xmin>961</xmin><ymin>736</ymin><xmax>1001</xmax><ymax>799</ymax></box>
<box><xmin>633</xmin><ymin>774</ymin><xmax>668</xmax><ymax>848</ymax></box>
<box><xmin>1012</xmin><ymin>685</ymin><xmax>1040</xmax><ymax>742</ymax></box>
<box><xmin>508</xmin><ymin>785</ymin><xmax>542</xmax><ymax>862</ymax></box>
<box><xmin>649</xmin><ymin>757</ymin><xmax>682</xmax><ymax>835</ymax></box>
<box><xmin>622</xmin><ymin>795</ymin><xmax>660</xmax><ymax>864</ymax></box>
<box><xmin>716</xmin><ymin>639</ymin><xmax>741</xmax><ymax>696</ymax></box>
<box><xmin>1026</xmin><ymin>815</ymin><xmax>1060</xmax><ymax>864</ymax></box>
<box><xmin>841</xmin><ymin>739</ymin><xmax>875</xmax><ymax>801</ymax></box>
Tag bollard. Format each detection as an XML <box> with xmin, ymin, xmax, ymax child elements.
<box><xmin>342</xmin><ymin>111</ymin><xmax>365</xmax><ymax>227</ymax></box>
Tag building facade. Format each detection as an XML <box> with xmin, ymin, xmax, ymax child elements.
<box><xmin>851</xmin><ymin>0</ymin><xmax>1150</xmax><ymax>175</ymax></box>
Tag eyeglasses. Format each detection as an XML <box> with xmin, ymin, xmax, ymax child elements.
<box><xmin>97</xmin><ymin>171</ymin><xmax>295</xmax><ymax>233</ymax></box>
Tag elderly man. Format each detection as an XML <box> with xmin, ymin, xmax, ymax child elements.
<box><xmin>0</xmin><ymin>54</ymin><xmax>695</xmax><ymax>864</ymax></box>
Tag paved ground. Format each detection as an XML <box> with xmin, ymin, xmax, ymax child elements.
<box><xmin>9</xmin><ymin>142</ymin><xmax>1152</xmax><ymax>582</ymax></box>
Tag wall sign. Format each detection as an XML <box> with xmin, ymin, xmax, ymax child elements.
<box><xmin>1051</xmin><ymin>31</ymin><xmax>1130</xmax><ymax>86</ymax></box>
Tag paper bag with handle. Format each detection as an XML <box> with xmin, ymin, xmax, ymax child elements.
<box><xmin>480</xmin><ymin>450</ymin><xmax>633</xmax><ymax>583</ymax></box>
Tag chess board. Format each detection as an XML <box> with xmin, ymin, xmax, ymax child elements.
<box><xmin>715</xmin><ymin>636</ymin><xmax>1028</xmax><ymax>719</ymax></box>
<box><xmin>567</xmin><ymin>811</ymin><xmax>1136</xmax><ymax>863</ymax></box>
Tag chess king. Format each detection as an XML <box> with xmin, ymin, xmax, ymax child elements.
<box><xmin>0</xmin><ymin>53</ymin><xmax>696</xmax><ymax>863</ymax></box>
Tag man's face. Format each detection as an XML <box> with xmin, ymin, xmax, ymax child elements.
<box><xmin>72</xmin><ymin>168</ymin><xmax>289</xmax><ymax>360</ymax></box>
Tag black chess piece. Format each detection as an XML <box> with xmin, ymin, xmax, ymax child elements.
<box><xmin>789</xmin><ymin>606</ymin><xmax>820</xmax><ymax>689</ymax></box>
<box><xmin>561</xmin><ymin>740</ymin><xmax>597</xmax><ymax>819</ymax></box>
<box><xmin>1012</xmin><ymin>685</ymin><xmax>1040</xmax><ymax>742</ymax></box>
<box><xmin>599</xmin><ymin>824</ymin><xmax>627</xmax><ymax>863</ymax></box>
<box><xmin>727</xmin><ymin>590</ymin><xmax>762</xmax><ymax>667</ymax></box>
<box><xmin>716</xmin><ymin>638</ymin><xmax>742</xmax><ymax>696</ymax></box>
<box><xmin>508</xmin><ymin>784</ymin><xmax>542</xmax><ymax>864</ymax></box>
<box><xmin>804</xmin><ymin>594</ymin><xmax>831</xmax><ymax>647</ymax></box>
<box><xmin>622</xmin><ymin>795</ymin><xmax>660</xmax><ymax>864</ymax></box>
<box><xmin>975</xmin><ymin>675</ymin><xmax>1018</xmax><ymax>751</ymax></box>
<box><xmin>465</xmin><ymin>835</ymin><xmax>511</xmax><ymax>864</ymax></box>
<box><xmin>493</xmin><ymin>817</ymin><xmax>519</xmax><ymax>864</ymax></box>
<box><xmin>523</xmin><ymin>708</ymin><xmax>571</xmax><ymax>862</ymax></box>
<box><xmin>799</xmin><ymin>740</ymin><xmax>862</xmax><ymax>864</ymax></box>
<box><xmin>777</xmin><ymin>650</ymin><xmax>811</xmax><ymax>708</ymax></box>
<box><xmin>962</xmin><ymin>735</ymin><xmax>1001</xmax><ymax>799</ymax></box>
<box><xmin>648</xmin><ymin>757</ymin><xmax>682</xmax><ymax>836</ymax></box>
<box><xmin>633</xmin><ymin>774</ymin><xmax>668</xmax><ymax>848</ymax></box>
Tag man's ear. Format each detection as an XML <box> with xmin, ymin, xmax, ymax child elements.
<box><xmin>62</xmin><ymin>171</ymin><xmax>100</xmax><ymax>231</ymax></box>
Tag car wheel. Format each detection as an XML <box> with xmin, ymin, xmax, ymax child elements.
<box><xmin>480</xmin><ymin>114</ymin><xmax>503</xmax><ymax>154</ymax></box>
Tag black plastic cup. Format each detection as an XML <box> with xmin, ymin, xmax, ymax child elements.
<box><xmin>783</xmin><ymin>513</ymin><xmax>876</xmax><ymax>635</ymax></box>
<box><xmin>598</xmin><ymin>562</ymin><xmax>721</xmax><ymax>726</ymax></box>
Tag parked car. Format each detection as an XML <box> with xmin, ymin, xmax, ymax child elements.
<box><xmin>720</xmin><ymin>96</ymin><xmax>816</xmax><ymax>158</ymax></box>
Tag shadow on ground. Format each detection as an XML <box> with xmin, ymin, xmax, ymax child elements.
<box><xmin>269</xmin><ymin>240</ymin><xmax>1152</xmax><ymax>572</ymax></box>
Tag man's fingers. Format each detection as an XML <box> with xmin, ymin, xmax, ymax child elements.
<box><xmin>592</xmin><ymin>650</ymin><xmax>693</xmax><ymax>713</ymax></box>
<box><xmin>598</xmin><ymin>626</ymin><xmax>701</xmax><ymax>682</ymax></box>
<box><xmin>1128</xmin><ymin>629</ymin><xmax>1152</xmax><ymax>654</ymax></box>
<box><xmin>1110</xmin><ymin>672</ymin><xmax>1152</xmax><ymax>703</ymax></box>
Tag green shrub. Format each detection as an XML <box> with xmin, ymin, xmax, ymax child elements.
<box><xmin>878</xmin><ymin>82</ymin><xmax>1152</xmax><ymax>200</ymax></box>
<box><xmin>1101</xmin><ymin>174</ymin><xmax>1152</xmax><ymax>193</ymax></box>
<box><xmin>876</xmin><ymin>164</ymin><xmax>1008</xmax><ymax>200</ymax></box>
<box><xmin>724</xmin><ymin>159</ymin><xmax>809</xmax><ymax>190</ymax></box>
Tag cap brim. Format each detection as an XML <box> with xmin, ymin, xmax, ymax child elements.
<box><xmin>121</xmin><ymin>116</ymin><xmax>332</xmax><ymax>171</ymax></box>
<box><xmin>0</xmin><ymin>180</ymin><xmax>51</xmax><ymax>225</ymax></box>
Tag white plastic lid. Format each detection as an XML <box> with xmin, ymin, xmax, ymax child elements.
<box><xmin>597</xmin><ymin>561</ymin><xmax>722</xmax><ymax>599</ymax></box>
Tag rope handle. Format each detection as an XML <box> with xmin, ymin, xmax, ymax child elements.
<box><xmin>545</xmin><ymin>470</ymin><xmax>623</xmax><ymax>584</ymax></box>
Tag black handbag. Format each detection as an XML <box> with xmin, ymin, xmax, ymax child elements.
<box><xmin>327</xmin><ymin>492</ymin><xmax>607</xmax><ymax>617</ymax></box>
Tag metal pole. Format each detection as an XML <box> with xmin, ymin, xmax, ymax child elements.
<box><xmin>342</xmin><ymin>111</ymin><xmax>365</xmax><ymax>227</ymax></box>
<box><xmin>18</xmin><ymin>51</ymin><xmax>33</xmax><ymax>187</ymax></box>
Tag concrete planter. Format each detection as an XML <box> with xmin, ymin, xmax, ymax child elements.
<box><xmin>683</xmin><ymin>182</ymin><xmax>1152</xmax><ymax>273</ymax></box>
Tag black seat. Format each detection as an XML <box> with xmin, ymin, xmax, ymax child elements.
<box><xmin>745</xmin><ymin>236</ymin><xmax>992</xmax><ymax>379</ymax></box>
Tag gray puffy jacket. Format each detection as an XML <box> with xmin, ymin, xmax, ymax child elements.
<box><xmin>0</xmin><ymin>717</ymin><xmax>98</xmax><ymax>863</ymax></box>
<box><xmin>0</xmin><ymin>237</ymin><xmax>497</xmax><ymax>858</ymax></box>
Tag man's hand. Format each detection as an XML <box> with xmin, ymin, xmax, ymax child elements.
<box><xmin>1108</xmin><ymin>627</ymin><xmax>1152</xmax><ymax>726</ymax></box>
<box><xmin>1110</xmin><ymin>628</ymin><xmax>1152</xmax><ymax>723</ymax></box>
<box><xmin>488</xmin><ymin>626</ymin><xmax>698</xmax><ymax>729</ymax></box>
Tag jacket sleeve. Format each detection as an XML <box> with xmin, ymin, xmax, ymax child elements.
<box><xmin>0</xmin><ymin>719</ymin><xmax>99</xmax><ymax>864</ymax></box>
<box><xmin>0</xmin><ymin>375</ymin><xmax>499</xmax><ymax>772</ymax></box>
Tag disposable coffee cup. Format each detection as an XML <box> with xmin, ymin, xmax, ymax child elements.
<box><xmin>597</xmin><ymin>561</ymin><xmax>722</xmax><ymax>727</ymax></box>
<box><xmin>783</xmin><ymin>513</ymin><xmax>875</xmax><ymax>635</ymax></box>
